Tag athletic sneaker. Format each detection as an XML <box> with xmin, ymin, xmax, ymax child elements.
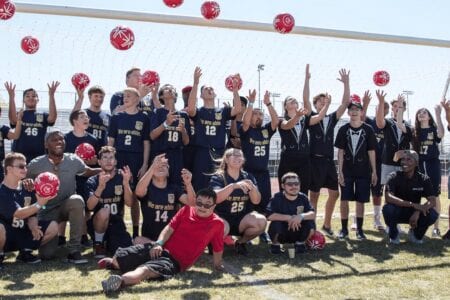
<box><xmin>270</xmin><ymin>244</ymin><xmax>282</xmax><ymax>254</ymax></box>
<box><xmin>235</xmin><ymin>242</ymin><xmax>248</xmax><ymax>256</ymax></box>
<box><xmin>294</xmin><ymin>242</ymin><xmax>307</xmax><ymax>254</ymax></box>
<box><xmin>408</xmin><ymin>229</ymin><xmax>423</xmax><ymax>244</ymax></box>
<box><xmin>431</xmin><ymin>228</ymin><xmax>441</xmax><ymax>238</ymax></box>
<box><xmin>67</xmin><ymin>251</ymin><xmax>88</xmax><ymax>264</ymax></box>
<box><xmin>102</xmin><ymin>275</ymin><xmax>123</xmax><ymax>294</ymax></box>
<box><xmin>81</xmin><ymin>235</ymin><xmax>93</xmax><ymax>248</ymax></box>
<box><xmin>321</xmin><ymin>226</ymin><xmax>334</xmax><ymax>237</ymax></box>
<box><xmin>94</xmin><ymin>242</ymin><xmax>106</xmax><ymax>259</ymax></box>
<box><xmin>442</xmin><ymin>229</ymin><xmax>450</xmax><ymax>240</ymax></box>
<box><xmin>259</xmin><ymin>232</ymin><xmax>272</xmax><ymax>244</ymax></box>
<box><xmin>98</xmin><ymin>257</ymin><xmax>113</xmax><ymax>269</ymax></box>
<box><xmin>337</xmin><ymin>229</ymin><xmax>349</xmax><ymax>240</ymax></box>
<box><xmin>389</xmin><ymin>235</ymin><xmax>400</xmax><ymax>245</ymax></box>
<box><xmin>356</xmin><ymin>230</ymin><xmax>367</xmax><ymax>241</ymax></box>
<box><xmin>16</xmin><ymin>251</ymin><xmax>41</xmax><ymax>264</ymax></box>
<box><xmin>373</xmin><ymin>218</ymin><xmax>385</xmax><ymax>231</ymax></box>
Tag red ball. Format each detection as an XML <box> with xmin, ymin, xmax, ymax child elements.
<box><xmin>34</xmin><ymin>172</ymin><xmax>60</xmax><ymax>198</ymax></box>
<box><xmin>373</xmin><ymin>70</ymin><xmax>390</xmax><ymax>86</ymax></box>
<box><xmin>163</xmin><ymin>0</ymin><xmax>183</xmax><ymax>8</ymax></box>
<box><xmin>0</xmin><ymin>0</ymin><xmax>15</xmax><ymax>20</ymax></box>
<box><xmin>225</xmin><ymin>74</ymin><xmax>243</xmax><ymax>92</ymax></box>
<box><xmin>21</xmin><ymin>36</ymin><xmax>39</xmax><ymax>54</ymax></box>
<box><xmin>273</xmin><ymin>13</ymin><xmax>295</xmax><ymax>34</ymax></box>
<box><xmin>141</xmin><ymin>70</ymin><xmax>160</xmax><ymax>86</ymax></box>
<box><xmin>71</xmin><ymin>73</ymin><xmax>90</xmax><ymax>90</ymax></box>
<box><xmin>75</xmin><ymin>143</ymin><xmax>96</xmax><ymax>160</ymax></box>
<box><xmin>110</xmin><ymin>26</ymin><xmax>135</xmax><ymax>50</ymax></box>
<box><xmin>201</xmin><ymin>1</ymin><xmax>220</xmax><ymax>20</ymax></box>
<box><xmin>350</xmin><ymin>94</ymin><xmax>361</xmax><ymax>103</ymax></box>
<box><xmin>306</xmin><ymin>231</ymin><xmax>326</xmax><ymax>250</ymax></box>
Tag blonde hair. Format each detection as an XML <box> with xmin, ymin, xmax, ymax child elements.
<box><xmin>123</xmin><ymin>87</ymin><xmax>141</xmax><ymax>98</ymax></box>
<box><xmin>213</xmin><ymin>148</ymin><xmax>245</xmax><ymax>178</ymax></box>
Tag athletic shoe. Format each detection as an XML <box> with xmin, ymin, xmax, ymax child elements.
<box><xmin>321</xmin><ymin>226</ymin><xmax>334</xmax><ymax>237</ymax></box>
<box><xmin>270</xmin><ymin>244</ymin><xmax>282</xmax><ymax>254</ymax></box>
<box><xmin>442</xmin><ymin>229</ymin><xmax>450</xmax><ymax>240</ymax></box>
<box><xmin>235</xmin><ymin>242</ymin><xmax>248</xmax><ymax>256</ymax></box>
<box><xmin>294</xmin><ymin>242</ymin><xmax>307</xmax><ymax>254</ymax></box>
<box><xmin>356</xmin><ymin>230</ymin><xmax>367</xmax><ymax>241</ymax></box>
<box><xmin>67</xmin><ymin>251</ymin><xmax>88</xmax><ymax>264</ymax></box>
<box><xmin>58</xmin><ymin>235</ymin><xmax>66</xmax><ymax>247</ymax></box>
<box><xmin>373</xmin><ymin>218</ymin><xmax>385</xmax><ymax>231</ymax></box>
<box><xmin>397</xmin><ymin>225</ymin><xmax>406</xmax><ymax>235</ymax></box>
<box><xmin>408</xmin><ymin>229</ymin><xmax>423</xmax><ymax>244</ymax></box>
<box><xmin>337</xmin><ymin>229</ymin><xmax>349</xmax><ymax>240</ymax></box>
<box><xmin>102</xmin><ymin>275</ymin><xmax>122</xmax><ymax>294</ymax></box>
<box><xmin>16</xmin><ymin>251</ymin><xmax>41</xmax><ymax>264</ymax></box>
<box><xmin>98</xmin><ymin>257</ymin><xmax>113</xmax><ymax>269</ymax></box>
<box><xmin>431</xmin><ymin>228</ymin><xmax>441</xmax><ymax>238</ymax></box>
<box><xmin>81</xmin><ymin>235</ymin><xmax>93</xmax><ymax>248</ymax></box>
<box><xmin>389</xmin><ymin>235</ymin><xmax>400</xmax><ymax>245</ymax></box>
<box><xmin>94</xmin><ymin>242</ymin><xmax>106</xmax><ymax>259</ymax></box>
<box><xmin>259</xmin><ymin>232</ymin><xmax>272</xmax><ymax>244</ymax></box>
<box><xmin>223</xmin><ymin>235</ymin><xmax>235</xmax><ymax>246</ymax></box>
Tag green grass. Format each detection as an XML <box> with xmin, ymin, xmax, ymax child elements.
<box><xmin>1</xmin><ymin>194</ymin><xmax>449</xmax><ymax>300</ymax></box>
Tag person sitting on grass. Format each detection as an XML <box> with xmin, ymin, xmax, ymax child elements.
<box><xmin>98</xmin><ymin>188</ymin><xmax>224</xmax><ymax>294</ymax></box>
<box><xmin>267</xmin><ymin>172</ymin><xmax>316</xmax><ymax>254</ymax></box>
<box><xmin>383</xmin><ymin>150</ymin><xmax>439</xmax><ymax>244</ymax></box>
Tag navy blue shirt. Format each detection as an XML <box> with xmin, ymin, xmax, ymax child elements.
<box><xmin>309</xmin><ymin>111</ymin><xmax>338</xmax><ymax>158</ymax></box>
<box><xmin>108</xmin><ymin>111</ymin><xmax>150</xmax><ymax>153</ymax></box>
<box><xmin>86</xmin><ymin>109</ymin><xmax>110</xmax><ymax>147</ymax></box>
<box><xmin>0</xmin><ymin>184</ymin><xmax>36</xmax><ymax>228</ymax></box>
<box><xmin>193</xmin><ymin>106</ymin><xmax>233</xmax><ymax>149</ymax></box>
<box><xmin>110</xmin><ymin>92</ymin><xmax>154</xmax><ymax>114</ymax></box>
<box><xmin>0</xmin><ymin>125</ymin><xmax>11</xmax><ymax>161</ymax></box>
<box><xmin>416</xmin><ymin>126</ymin><xmax>440</xmax><ymax>161</ymax></box>
<box><xmin>150</xmin><ymin>108</ymin><xmax>190</xmax><ymax>151</ymax></box>
<box><xmin>240</xmin><ymin>123</ymin><xmax>276</xmax><ymax>172</ymax></box>
<box><xmin>64</xmin><ymin>131</ymin><xmax>100</xmax><ymax>155</ymax></box>
<box><xmin>266</xmin><ymin>191</ymin><xmax>314</xmax><ymax>216</ymax></box>
<box><xmin>278</xmin><ymin>115</ymin><xmax>311</xmax><ymax>155</ymax></box>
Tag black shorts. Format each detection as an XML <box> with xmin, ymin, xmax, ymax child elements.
<box><xmin>220</xmin><ymin>213</ymin><xmax>247</xmax><ymax>236</ymax></box>
<box><xmin>309</xmin><ymin>156</ymin><xmax>338</xmax><ymax>192</ymax></box>
<box><xmin>87</xmin><ymin>216</ymin><xmax>132</xmax><ymax>254</ymax></box>
<box><xmin>3</xmin><ymin>220</ymin><xmax>51</xmax><ymax>252</ymax></box>
<box><xmin>340</xmin><ymin>176</ymin><xmax>370</xmax><ymax>203</ymax></box>
<box><xmin>268</xmin><ymin>220</ymin><xmax>316</xmax><ymax>243</ymax></box>
<box><xmin>115</xmin><ymin>242</ymin><xmax>180</xmax><ymax>279</ymax></box>
<box><xmin>246</xmin><ymin>169</ymin><xmax>271</xmax><ymax>214</ymax></box>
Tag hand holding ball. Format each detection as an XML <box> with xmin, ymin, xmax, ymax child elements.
<box><xmin>71</xmin><ymin>73</ymin><xmax>90</xmax><ymax>90</ymax></box>
<box><xmin>75</xmin><ymin>143</ymin><xmax>96</xmax><ymax>161</ymax></box>
<box><xmin>141</xmin><ymin>70</ymin><xmax>160</xmax><ymax>86</ymax></box>
<box><xmin>34</xmin><ymin>172</ymin><xmax>60</xmax><ymax>198</ymax></box>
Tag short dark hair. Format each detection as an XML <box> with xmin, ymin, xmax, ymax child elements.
<box><xmin>69</xmin><ymin>109</ymin><xmax>87</xmax><ymax>126</ymax></box>
<box><xmin>23</xmin><ymin>88</ymin><xmax>37</xmax><ymax>99</ymax></box>
<box><xmin>45</xmin><ymin>130</ymin><xmax>64</xmax><ymax>143</ymax></box>
<box><xmin>126</xmin><ymin>67</ymin><xmax>140</xmax><ymax>80</ymax></box>
<box><xmin>88</xmin><ymin>85</ymin><xmax>105</xmax><ymax>96</ymax></box>
<box><xmin>313</xmin><ymin>93</ymin><xmax>327</xmax><ymax>105</ymax></box>
<box><xmin>98</xmin><ymin>146</ymin><xmax>116</xmax><ymax>159</ymax></box>
<box><xmin>196</xmin><ymin>188</ymin><xmax>217</xmax><ymax>204</ymax></box>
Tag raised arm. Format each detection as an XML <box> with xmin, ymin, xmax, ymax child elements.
<box><xmin>230</xmin><ymin>74</ymin><xmax>242</xmax><ymax>117</ymax></box>
<box><xmin>435</xmin><ymin>105</ymin><xmax>445</xmax><ymax>139</ymax></box>
<box><xmin>72</xmin><ymin>87</ymin><xmax>85</xmax><ymax>112</ymax></box>
<box><xmin>241</xmin><ymin>90</ymin><xmax>256</xmax><ymax>132</ymax></box>
<box><xmin>360</xmin><ymin>90</ymin><xmax>372</xmax><ymax>121</ymax></box>
<box><xmin>302</xmin><ymin>64</ymin><xmax>312</xmax><ymax>115</ymax></box>
<box><xmin>375</xmin><ymin>90</ymin><xmax>387</xmax><ymax>129</ymax></box>
<box><xmin>179</xmin><ymin>168</ymin><xmax>196</xmax><ymax>206</ymax></box>
<box><xmin>441</xmin><ymin>98</ymin><xmax>450</xmax><ymax>129</ymax></box>
<box><xmin>187</xmin><ymin>67</ymin><xmax>202</xmax><ymax>118</ymax></box>
<box><xmin>395</xmin><ymin>94</ymin><xmax>407</xmax><ymax>133</ymax></box>
<box><xmin>336</xmin><ymin>69</ymin><xmax>351</xmax><ymax>120</ymax></box>
<box><xmin>5</xmin><ymin>81</ymin><xmax>18</xmax><ymax>125</ymax></box>
<box><xmin>309</xmin><ymin>93</ymin><xmax>330</xmax><ymax>125</ymax></box>
<box><xmin>47</xmin><ymin>81</ymin><xmax>59</xmax><ymax>124</ymax></box>
<box><xmin>280</xmin><ymin>108</ymin><xmax>308</xmax><ymax>130</ymax></box>
<box><xmin>264</xmin><ymin>91</ymin><xmax>279</xmax><ymax>131</ymax></box>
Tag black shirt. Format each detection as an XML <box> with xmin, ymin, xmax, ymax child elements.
<box><xmin>309</xmin><ymin>111</ymin><xmax>338</xmax><ymax>158</ymax></box>
<box><xmin>278</xmin><ymin>115</ymin><xmax>311</xmax><ymax>155</ymax></box>
<box><xmin>385</xmin><ymin>170</ymin><xmax>433</xmax><ymax>204</ymax></box>
<box><xmin>381</xmin><ymin>118</ymin><xmax>412</xmax><ymax>165</ymax></box>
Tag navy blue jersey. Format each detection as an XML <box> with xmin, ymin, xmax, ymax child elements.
<box><xmin>266</xmin><ymin>191</ymin><xmax>314</xmax><ymax>216</ymax></box>
<box><xmin>0</xmin><ymin>183</ymin><xmax>36</xmax><ymax>228</ymax></box>
<box><xmin>209</xmin><ymin>171</ymin><xmax>257</xmax><ymax>220</ymax></box>
<box><xmin>381</xmin><ymin>118</ymin><xmax>412</xmax><ymax>165</ymax></box>
<box><xmin>86</xmin><ymin>109</ymin><xmax>110</xmax><ymax>147</ymax></box>
<box><xmin>150</xmin><ymin>108</ymin><xmax>190</xmax><ymax>151</ymax></box>
<box><xmin>139</xmin><ymin>183</ymin><xmax>183</xmax><ymax>240</ymax></box>
<box><xmin>335</xmin><ymin>123</ymin><xmax>377</xmax><ymax>178</ymax></box>
<box><xmin>0</xmin><ymin>125</ymin><xmax>11</xmax><ymax>161</ymax></box>
<box><xmin>416</xmin><ymin>127</ymin><xmax>440</xmax><ymax>161</ymax></box>
<box><xmin>240</xmin><ymin>123</ymin><xmax>275</xmax><ymax>172</ymax></box>
<box><xmin>365</xmin><ymin>117</ymin><xmax>384</xmax><ymax>158</ymax></box>
<box><xmin>11</xmin><ymin>110</ymin><xmax>54</xmax><ymax>159</ymax></box>
<box><xmin>193</xmin><ymin>106</ymin><xmax>233</xmax><ymax>149</ymax></box>
<box><xmin>309</xmin><ymin>111</ymin><xmax>338</xmax><ymax>158</ymax></box>
<box><xmin>64</xmin><ymin>131</ymin><xmax>100</xmax><ymax>154</ymax></box>
<box><xmin>108</xmin><ymin>111</ymin><xmax>150</xmax><ymax>153</ymax></box>
<box><xmin>278</xmin><ymin>115</ymin><xmax>311</xmax><ymax>155</ymax></box>
<box><xmin>110</xmin><ymin>92</ymin><xmax>154</xmax><ymax>114</ymax></box>
<box><xmin>85</xmin><ymin>172</ymin><xmax>126</xmax><ymax>218</ymax></box>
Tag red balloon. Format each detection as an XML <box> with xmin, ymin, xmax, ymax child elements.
<box><xmin>350</xmin><ymin>94</ymin><xmax>361</xmax><ymax>103</ymax></box>
<box><xmin>110</xmin><ymin>26</ymin><xmax>135</xmax><ymax>50</ymax></box>
<box><xmin>273</xmin><ymin>13</ymin><xmax>295</xmax><ymax>34</ymax></box>
<box><xmin>163</xmin><ymin>0</ymin><xmax>183</xmax><ymax>8</ymax></box>
<box><xmin>0</xmin><ymin>0</ymin><xmax>15</xmax><ymax>20</ymax></box>
<box><xmin>306</xmin><ymin>231</ymin><xmax>326</xmax><ymax>250</ymax></box>
<box><xmin>21</xmin><ymin>36</ymin><xmax>40</xmax><ymax>54</ymax></box>
<box><xmin>75</xmin><ymin>143</ymin><xmax>96</xmax><ymax>160</ymax></box>
<box><xmin>225</xmin><ymin>74</ymin><xmax>243</xmax><ymax>91</ymax></box>
<box><xmin>71</xmin><ymin>73</ymin><xmax>90</xmax><ymax>90</ymax></box>
<box><xmin>373</xmin><ymin>70</ymin><xmax>390</xmax><ymax>86</ymax></box>
<box><xmin>141</xmin><ymin>70</ymin><xmax>160</xmax><ymax>86</ymax></box>
<box><xmin>201</xmin><ymin>1</ymin><xmax>220</xmax><ymax>20</ymax></box>
<box><xmin>34</xmin><ymin>172</ymin><xmax>60</xmax><ymax>198</ymax></box>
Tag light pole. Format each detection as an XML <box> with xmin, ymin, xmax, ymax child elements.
<box><xmin>257</xmin><ymin>64</ymin><xmax>265</xmax><ymax>108</ymax></box>
<box><xmin>402</xmin><ymin>90</ymin><xmax>414</xmax><ymax>123</ymax></box>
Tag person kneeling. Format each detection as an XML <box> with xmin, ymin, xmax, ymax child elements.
<box><xmin>267</xmin><ymin>172</ymin><xmax>315</xmax><ymax>254</ymax></box>
<box><xmin>99</xmin><ymin>188</ymin><xmax>224</xmax><ymax>293</ymax></box>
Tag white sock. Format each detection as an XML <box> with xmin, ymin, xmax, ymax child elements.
<box><xmin>94</xmin><ymin>232</ymin><xmax>105</xmax><ymax>243</ymax></box>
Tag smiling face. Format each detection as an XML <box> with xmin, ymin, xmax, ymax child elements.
<box><xmin>45</xmin><ymin>132</ymin><xmax>66</xmax><ymax>156</ymax></box>
<box><xmin>400</xmin><ymin>155</ymin><xmax>417</xmax><ymax>173</ymax></box>
<box><xmin>98</xmin><ymin>151</ymin><xmax>117</xmax><ymax>172</ymax></box>
<box><xmin>7</xmin><ymin>158</ymin><xmax>27</xmax><ymax>180</ymax></box>
<box><xmin>23</xmin><ymin>89</ymin><xmax>39</xmax><ymax>109</ymax></box>
<box><xmin>194</xmin><ymin>195</ymin><xmax>216</xmax><ymax>218</ymax></box>
<box><xmin>282</xmin><ymin>177</ymin><xmax>301</xmax><ymax>197</ymax></box>
<box><xmin>224</xmin><ymin>149</ymin><xmax>244</xmax><ymax>170</ymax></box>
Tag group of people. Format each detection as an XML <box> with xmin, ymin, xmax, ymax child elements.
<box><xmin>0</xmin><ymin>65</ymin><xmax>449</xmax><ymax>294</ymax></box>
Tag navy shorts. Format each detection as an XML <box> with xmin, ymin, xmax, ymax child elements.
<box><xmin>419</xmin><ymin>159</ymin><xmax>441</xmax><ymax>196</ymax></box>
<box><xmin>3</xmin><ymin>219</ymin><xmax>52</xmax><ymax>252</ymax></box>
<box><xmin>340</xmin><ymin>176</ymin><xmax>371</xmax><ymax>203</ymax></box>
<box><xmin>116</xmin><ymin>151</ymin><xmax>144</xmax><ymax>189</ymax></box>
<box><xmin>220</xmin><ymin>213</ymin><xmax>247</xmax><ymax>236</ymax></box>
<box><xmin>192</xmin><ymin>147</ymin><xmax>224</xmax><ymax>191</ymax></box>
<box><xmin>247</xmin><ymin>169</ymin><xmax>271</xmax><ymax>215</ymax></box>
<box><xmin>268</xmin><ymin>220</ymin><xmax>316</xmax><ymax>243</ymax></box>
<box><xmin>156</xmin><ymin>148</ymin><xmax>183</xmax><ymax>186</ymax></box>
<box><xmin>87</xmin><ymin>216</ymin><xmax>132</xmax><ymax>254</ymax></box>
<box><xmin>309</xmin><ymin>156</ymin><xmax>338</xmax><ymax>192</ymax></box>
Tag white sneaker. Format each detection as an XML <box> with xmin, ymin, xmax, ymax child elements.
<box><xmin>389</xmin><ymin>236</ymin><xmax>400</xmax><ymax>245</ymax></box>
<box><xmin>408</xmin><ymin>229</ymin><xmax>423</xmax><ymax>244</ymax></box>
<box><xmin>432</xmin><ymin>228</ymin><xmax>441</xmax><ymax>238</ymax></box>
<box><xmin>373</xmin><ymin>217</ymin><xmax>385</xmax><ymax>231</ymax></box>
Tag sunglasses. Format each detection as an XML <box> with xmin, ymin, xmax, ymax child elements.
<box><xmin>12</xmin><ymin>164</ymin><xmax>27</xmax><ymax>170</ymax></box>
<box><xmin>196</xmin><ymin>201</ymin><xmax>215</xmax><ymax>209</ymax></box>
<box><xmin>284</xmin><ymin>182</ymin><xmax>300</xmax><ymax>187</ymax></box>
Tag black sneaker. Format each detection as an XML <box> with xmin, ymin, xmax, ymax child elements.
<box><xmin>58</xmin><ymin>236</ymin><xmax>67</xmax><ymax>247</ymax></box>
<box><xmin>0</xmin><ymin>254</ymin><xmax>4</xmax><ymax>270</ymax></box>
<box><xmin>235</xmin><ymin>242</ymin><xmax>248</xmax><ymax>256</ymax></box>
<box><xmin>93</xmin><ymin>242</ymin><xmax>106</xmax><ymax>259</ymax></box>
<box><xmin>67</xmin><ymin>251</ymin><xmax>88</xmax><ymax>264</ymax></box>
<box><xmin>16</xmin><ymin>251</ymin><xmax>41</xmax><ymax>264</ymax></box>
<box><xmin>270</xmin><ymin>244</ymin><xmax>282</xmax><ymax>254</ymax></box>
<box><xmin>321</xmin><ymin>226</ymin><xmax>334</xmax><ymax>237</ymax></box>
<box><xmin>259</xmin><ymin>232</ymin><xmax>272</xmax><ymax>244</ymax></box>
<box><xmin>443</xmin><ymin>229</ymin><xmax>450</xmax><ymax>240</ymax></box>
<box><xmin>356</xmin><ymin>230</ymin><xmax>367</xmax><ymax>240</ymax></box>
<box><xmin>102</xmin><ymin>274</ymin><xmax>123</xmax><ymax>294</ymax></box>
<box><xmin>81</xmin><ymin>235</ymin><xmax>93</xmax><ymax>248</ymax></box>
<box><xmin>337</xmin><ymin>229</ymin><xmax>349</xmax><ymax>240</ymax></box>
<box><xmin>294</xmin><ymin>242</ymin><xmax>307</xmax><ymax>254</ymax></box>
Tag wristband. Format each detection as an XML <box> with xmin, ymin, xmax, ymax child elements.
<box><xmin>248</xmin><ymin>102</ymin><xmax>254</xmax><ymax>107</ymax></box>
<box><xmin>266</xmin><ymin>102</ymin><xmax>272</xmax><ymax>107</ymax></box>
<box><xmin>34</xmin><ymin>203</ymin><xmax>42</xmax><ymax>210</ymax></box>
<box><xmin>155</xmin><ymin>240</ymin><xmax>164</xmax><ymax>247</ymax></box>
<box><xmin>163</xmin><ymin>121</ymin><xmax>169</xmax><ymax>129</ymax></box>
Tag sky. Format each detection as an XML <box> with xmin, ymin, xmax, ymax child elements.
<box><xmin>0</xmin><ymin>0</ymin><xmax>449</xmax><ymax>121</ymax></box>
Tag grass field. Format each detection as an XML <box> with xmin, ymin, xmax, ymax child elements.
<box><xmin>1</xmin><ymin>193</ymin><xmax>449</xmax><ymax>300</ymax></box>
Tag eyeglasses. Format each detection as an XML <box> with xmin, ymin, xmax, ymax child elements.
<box><xmin>12</xmin><ymin>164</ymin><xmax>27</xmax><ymax>169</ymax></box>
<box><xmin>284</xmin><ymin>182</ymin><xmax>300</xmax><ymax>187</ymax></box>
<box><xmin>196</xmin><ymin>201</ymin><xmax>215</xmax><ymax>209</ymax></box>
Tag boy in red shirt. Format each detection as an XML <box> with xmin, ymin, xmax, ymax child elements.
<box><xmin>99</xmin><ymin>188</ymin><xmax>224</xmax><ymax>293</ymax></box>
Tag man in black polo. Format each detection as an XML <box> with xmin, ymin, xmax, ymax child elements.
<box><xmin>382</xmin><ymin>150</ymin><xmax>439</xmax><ymax>244</ymax></box>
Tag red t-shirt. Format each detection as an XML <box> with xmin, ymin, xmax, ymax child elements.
<box><xmin>164</xmin><ymin>205</ymin><xmax>224</xmax><ymax>271</ymax></box>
